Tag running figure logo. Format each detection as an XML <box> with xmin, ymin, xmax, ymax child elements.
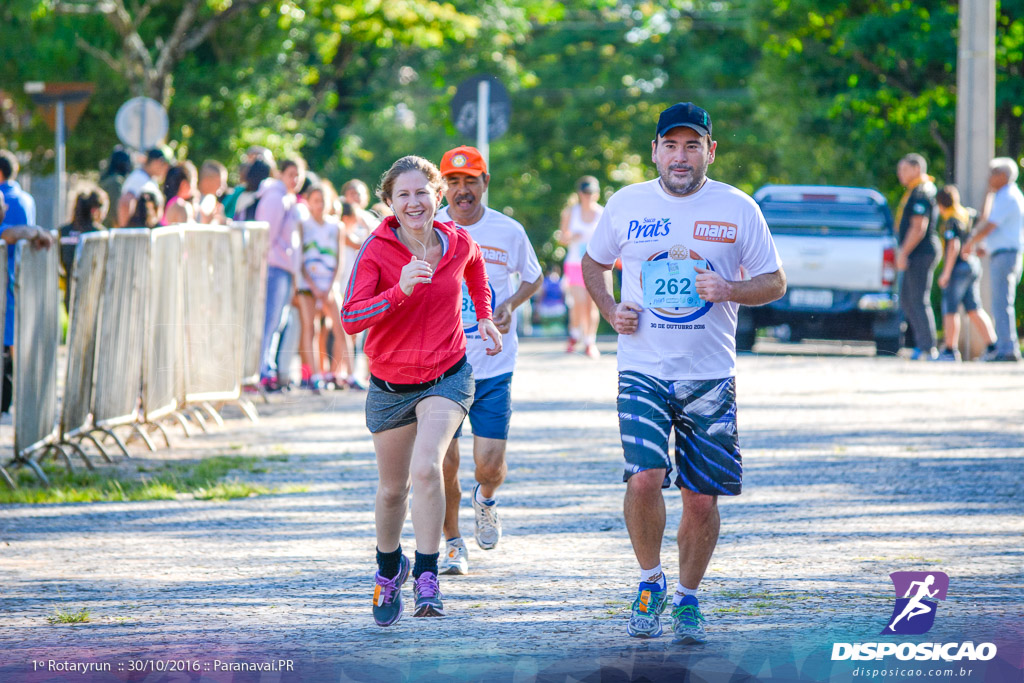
<box><xmin>881</xmin><ymin>571</ymin><xmax>949</xmax><ymax>635</ymax></box>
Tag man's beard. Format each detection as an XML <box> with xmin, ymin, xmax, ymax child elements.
<box><xmin>658</xmin><ymin>161</ymin><xmax>708</xmax><ymax>197</ymax></box>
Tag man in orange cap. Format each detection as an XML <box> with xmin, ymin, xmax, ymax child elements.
<box><xmin>436</xmin><ymin>146</ymin><xmax>543</xmax><ymax>575</ymax></box>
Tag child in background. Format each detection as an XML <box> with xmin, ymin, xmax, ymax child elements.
<box><xmin>935</xmin><ymin>185</ymin><xmax>997</xmax><ymax>360</ymax></box>
<box><xmin>296</xmin><ymin>185</ymin><xmax>345</xmax><ymax>391</ymax></box>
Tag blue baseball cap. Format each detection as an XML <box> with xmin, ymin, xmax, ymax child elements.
<box><xmin>656</xmin><ymin>102</ymin><xmax>712</xmax><ymax>138</ymax></box>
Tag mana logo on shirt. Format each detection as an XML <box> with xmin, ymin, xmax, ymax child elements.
<box><xmin>627</xmin><ymin>217</ymin><xmax>671</xmax><ymax>242</ymax></box>
<box><xmin>640</xmin><ymin>249</ymin><xmax>715</xmax><ymax>323</ymax></box>
<box><xmin>693</xmin><ymin>221</ymin><xmax>737</xmax><ymax>243</ymax></box>
<box><xmin>479</xmin><ymin>245</ymin><xmax>509</xmax><ymax>266</ymax></box>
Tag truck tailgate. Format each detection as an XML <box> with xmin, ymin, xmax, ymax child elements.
<box><xmin>772</xmin><ymin>234</ymin><xmax>885</xmax><ymax>291</ymax></box>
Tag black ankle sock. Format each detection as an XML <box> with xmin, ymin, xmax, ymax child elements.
<box><xmin>987</xmin><ymin>343</ymin><xmax>997</xmax><ymax>353</ymax></box>
<box><xmin>413</xmin><ymin>551</ymin><xmax>439</xmax><ymax>578</ymax></box>
<box><xmin>376</xmin><ymin>546</ymin><xmax>403</xmax><ymax>579</ymax></box>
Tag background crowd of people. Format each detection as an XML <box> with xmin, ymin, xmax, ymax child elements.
<box><xmin>895</xmin><ymin>153</ymin><xmax>1023</xmax><ymax>362</ymax></box>
<box><xmin>38</xmin><ymin>147</ymin><xmax>609</xmax><ymax>399</ymax></box>
<box><xmin>0</xmin><ymin>141</ymin><xmax>1021</xmax><ymax>419</ymax></box>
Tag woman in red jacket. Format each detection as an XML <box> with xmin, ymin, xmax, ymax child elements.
<box><xmin>342</xmin><ymin>155</ymin><xmax>501</xmax><ymax>626</ymax></box>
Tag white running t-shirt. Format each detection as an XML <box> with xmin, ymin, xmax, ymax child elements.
<box><xmin>587</xmin><ymin>178</ymin><xmax>781</xmax><ymax>380</ymax></box>
<box><xmin>438</xmin><ymin>206</ymin><xmax>543</xmax><ymax>380</ymax></box>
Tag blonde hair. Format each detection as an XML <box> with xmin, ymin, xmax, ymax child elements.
<box><xmin>377</xmin><ymin>156</ymin><xmax>447</xmax><ymax>203</ymax></box>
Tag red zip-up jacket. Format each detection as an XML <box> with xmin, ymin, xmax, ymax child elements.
<box><xmin>342</xmin><ymin>216</ymin><xmax>492</xmax><ymax>384</ymax></box>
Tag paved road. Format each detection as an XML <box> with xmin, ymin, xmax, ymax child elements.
<box><xmin>1</xmin><ymin>339</ymin><xmax>1021</xmax><ymax>682</ymax></box>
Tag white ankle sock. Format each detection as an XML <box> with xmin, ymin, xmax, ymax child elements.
<box><xmin>673</xmin><ymin>582</ymin><xmax>698</xmax><ymax>605</ymax></box>
<box><xmin>474</xmin><ymin>487</ymin><xmax>494</xmax><ymax>506</ymax></box>
<box><xmin>640</xmin><ymin>564</ymin><xmax>666</xmax><ymax>589</ymax></box>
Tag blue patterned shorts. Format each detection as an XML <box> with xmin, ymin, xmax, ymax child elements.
<box><xmin>617</xmin><ymin>371</ymin><xmax>741</xmax><ymax>496</ymax></box>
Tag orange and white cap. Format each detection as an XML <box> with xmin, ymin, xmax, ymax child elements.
<box><xmin>440</xmin><ymin>146</ymin><xmax>487</xmax><ymax>177</ymax></box>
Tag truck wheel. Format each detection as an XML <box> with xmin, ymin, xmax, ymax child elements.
<box><xmin>874</xmin><ymin>335</ymin><xmax>901</xmax><ymax>356</ymax></box>
<box><xmin>736</xmin><ymin>308</ymin><xmax>756</xmax><ymax>352</ymax></box>
<box><xmin>873</xmin><ymin>313</ymin><xmax>902</xmax><ymax>356</ymax></box>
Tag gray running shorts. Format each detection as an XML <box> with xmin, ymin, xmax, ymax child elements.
<box><xmin>366</xmin><ymin>361</ymin><xmax>474</xmax><ymax>434</ymax></box>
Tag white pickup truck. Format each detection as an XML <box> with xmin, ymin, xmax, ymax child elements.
<box><xmin>737</xmin><ymin>185</ymin><xmax>901</xmax><ymax>354</ymax></box>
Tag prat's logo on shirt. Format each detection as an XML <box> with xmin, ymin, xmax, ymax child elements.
<box><xmin>479</xmin><ymin>245</ymin><xmax>509</xmax><ymax>266</ymax></box>
<box><xmin>693</xmin><ymin>221</ymin><xmax>737</xmax><ymax>243</ymax></box>
<box><xmin>627</xmin><ymin>217</ymin><xmax>671</xmax><ymax>242</ymax></box>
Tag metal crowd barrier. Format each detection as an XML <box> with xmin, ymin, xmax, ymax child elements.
<box><xmin>2</xmin><ymin>222</ymin><xmax>272</xmax><ymax>488</ymax></box>
<box><xmin>142</xmin><ymin>226</ymin><xmax>188</xmax><ymax>442</ymax></box>
<box><xmin>91</xmin><ymin>229</ymin><xmax>153</xmax><ymax>451</ymax></box>
<box><xmin>5</xmin><ymin>234</ymin><xmax>65</xmax><ymax>484</ymax></box>
<box><xmin>230</xmin><ymin>221</ymin><xmax>269</xmax><ymax>414</ymax></box>
<box><xmin>181</xmin><ymin>226</ymin><xmax>240</xmax><ymax>427</ymax></box>
<box><xmin>57</xmin><ymin>232</ymin><xmax>115</xmax><ymax>464</ymax></box>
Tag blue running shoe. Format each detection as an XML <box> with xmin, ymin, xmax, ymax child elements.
<box><xmin>372</xmin><ymin>555</ymin><xmax>410</xmax><ymax>627</ymax></box>
<box><xmin>413</xmin><ymin>572</ymin><xmax>445</xmax><ymax>617</ymax></box>
<box><xmin>626</xmin><ymin>582</ymin><xmax>668</xmax><ymax>638</ymax></box>
<box><xmin>671</xmin><ymin>595</ymin><xmax>708</xmax><ymax>644</ymax></box>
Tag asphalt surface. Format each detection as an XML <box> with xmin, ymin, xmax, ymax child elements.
<box><xmin>0</xmin><ymin>338</ymin><xmax>1021</xmax><ymax>682</ymax></box>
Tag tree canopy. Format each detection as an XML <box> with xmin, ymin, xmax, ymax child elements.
<box><xmin>1</xmin><ymin>0</ymin><xmax>1022</xmax><ymax>254</ymax></box>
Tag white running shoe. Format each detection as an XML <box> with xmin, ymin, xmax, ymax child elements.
<box><xmin>472</xmin><ymin>484</ymin><xmax>502</xmax><ymax>550</ymax></box>
<box><xmin>439</xmin><ymin>538</ymin><xmax>469</xmax><ymax>575</ymax></box>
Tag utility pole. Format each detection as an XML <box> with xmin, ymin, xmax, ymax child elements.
<box><xmin>954</xmin><ymin>0</ymin><xmax>996</xmax><ymax>358</ymax></box>
<box><xmin>955</xmin><ymin>0</ymin><xmax>995</xmax><ymax>210</ymax></box>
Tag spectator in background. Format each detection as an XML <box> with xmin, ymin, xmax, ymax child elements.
<box><xmin>255</xmin><ymin>157</ymin><xmax>305</xmax><ymax>391</ymax></box>
<box><xmin>332</xmin><ymin>201</ymin><xmax>363</xmax><ymax>388</ymax></box>
<box><xmin>533</xmin><ymin>265</ymin><xmax>568</xmax><ymax>330</ymax></box>
<box><xmin>894</xmin><ymin>153</ymin><xmax>941</xmax><ymax>361</ymax></box>
<box><xmin>224</xmin><ymin>146</ymin><xmax>275</xmax><ymax>220</ymax></box>
<box><xmin>295</xmin><ymin>183</ymin><xmax>344</xmax><ymax>392</ymax></box>
<box><xmin>222</xmin><ymin>161</ymin><xmax>250</xmax><ymax>221</ymax></box>
<box><xmin>343</xmin><ymin>178</ymin><xmax>382</xmax><ymax>229</ymax></box>
<box><xmin>161</xmin><ymin>161</ymin><xmax>198</xmax><ymax>225</ymax></box>
<box><xmin>0</xmin><ymin>175</ymin><xmax>52</xmax><ymax>414</ymax></box>
<box><xmin>118</xmin><ymin>146</ymin><xmax>171</xmax><ymax>228</ymax></box>
<box><xmin>963</xmin><ymin>157</ymin><xmax>1024</xmax><ymax>362</ymax></box>
<box><xmin>124</xmin><ymin>191</ymin><xmax>162</xmax><ymax>229</ymax></box>
<box><xmin>59</xmin><ymin>188</ymin><xmax>108</xmax><ymax>310</ymax></box>
<box><xmin>558</xmin><ymin>176</ymin><xmax>604</xmax><ymax>359</ymax></box>
<box><xmin>233</xmin><ymin>159</ymin><xmax>271</xmax><ymax>222</ymax></box>
<box><xmin>99</xmin><ymin>147</ymin><xmax>132</xmax><ymax>228</ymax></box>
<box><xmin>339</xmin><ymin>178</ymin><xmax>377</xmax><ymax>390</ymax></box>
<box><xmin>934</xmin><ymin>185</ymin><xmax>996</xmax><ymax>361</ymax></box>
<box><xmin>197</xmin><ymin>159</ymin><xmax>228</xmax><ymax>224</ymax></box>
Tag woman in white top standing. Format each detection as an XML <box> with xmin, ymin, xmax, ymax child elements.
<box><xmin>558</xmin><ymin>175</ymin><xmax>605</xmax><ymax>358</ymax></box>
<box><xmin>296</xmin><ymin>184</ymin><xmax>345</xmax><ymax>391</ymax></box>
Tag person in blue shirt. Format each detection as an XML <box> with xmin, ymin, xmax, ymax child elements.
<box><xmin>0</xmin><ymin>150</ymin><xmax>53</xmax><ymax>412</ymax></box>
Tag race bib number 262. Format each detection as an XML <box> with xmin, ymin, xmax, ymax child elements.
<box><xmin>641</xmin><ymin>259</ymin><xmax>706</xmax><ymax>309</ymax></box>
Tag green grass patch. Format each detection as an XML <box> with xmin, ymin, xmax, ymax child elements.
<box><xmin>1</xmin><ymin>456</ymin><xmax>299</xmax><ymax>505</ymax></box>
<box><xmin>718</xmin><ymin>590</ymin><xmax>771</xmax><ymax>600</ymax></box>
<box><xmin>47</xmin><ymin>607</ymin><xmax>90</xmax><ymax>624</ymax></box>
<box><xmin>193</xmin><ymin>481</ymin><xmax>270</xmax><ymax>501</ymax></box>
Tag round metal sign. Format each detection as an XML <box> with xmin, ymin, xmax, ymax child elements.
<box><xmin>451</xmin><ymin>75</ymin><xmax>511</xmax><ymax>141</ymax></box>
<box><xmin>115</xmin><ymin>97</ymin><xmax>169</xmax><ymax>151</ymax></box>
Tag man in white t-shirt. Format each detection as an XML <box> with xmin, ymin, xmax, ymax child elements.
<box><xmin>435</xmin><ymin>146</ymin><xmax>543</xmax><ymax>575</ymax></box>
<box><xmin>963</xmin><ymin>157</ymin><xmax>1024</xmax><ymax>362</ymax></box>
<box><xmin>582</xmin><ymin>103</ymin><xmax>786</xmax><ymax>644</ymax></box>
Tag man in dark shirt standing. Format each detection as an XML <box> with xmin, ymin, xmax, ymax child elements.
<box><xmin>894</xmin><ymin>153</ymin><xmax>941</xmax><ymax>360</ymax></box>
